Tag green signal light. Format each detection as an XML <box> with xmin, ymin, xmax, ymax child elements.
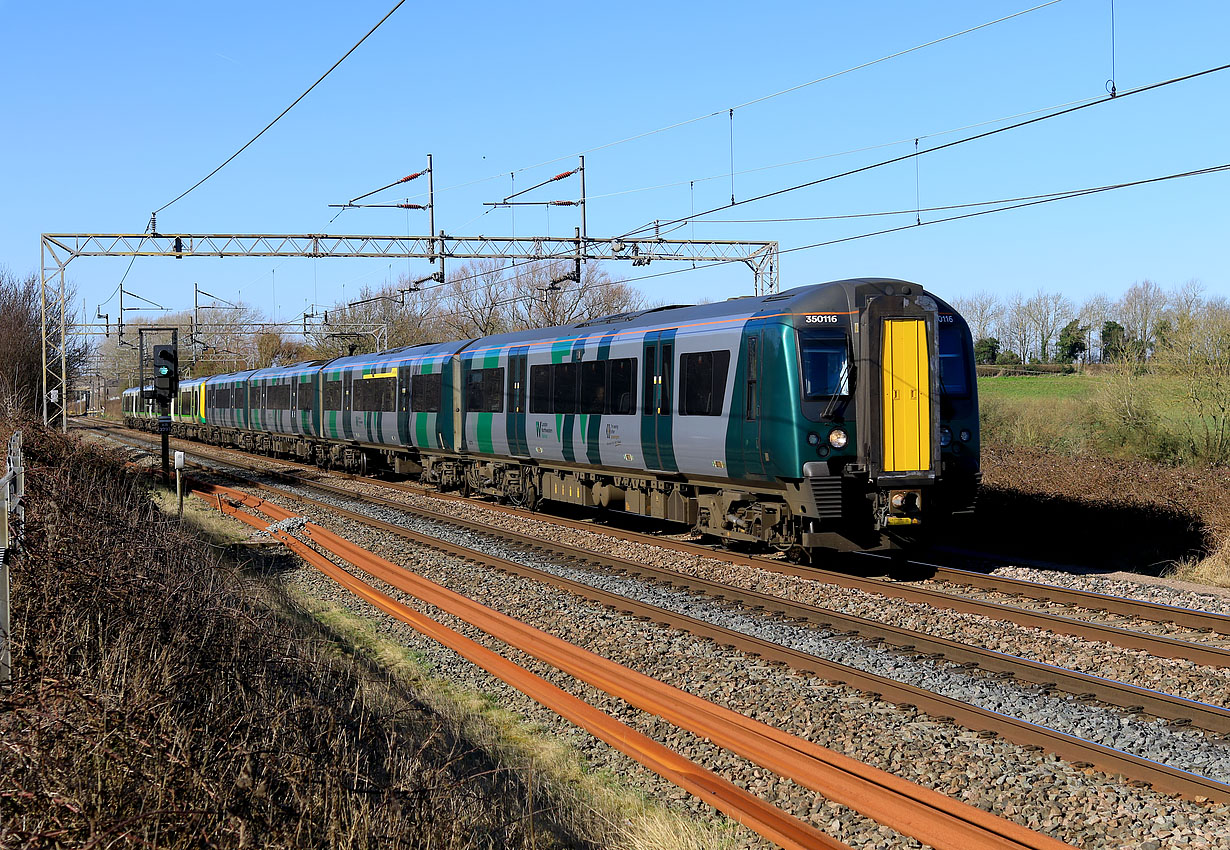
<box><xmin>158</xmin><ymin>366</ymin><xmax>170</xmax><ymax>375</ymax></box>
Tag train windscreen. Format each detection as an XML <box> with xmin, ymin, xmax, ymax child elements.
<box><xmin>938</xmin><ymin>325</ymin><xmax>970</xmax><ymax>396</ymax></box>
<box><xmin>799</xmin><ymin>332</ymin><xmax>850</xmax><ymax>400</ymax></box>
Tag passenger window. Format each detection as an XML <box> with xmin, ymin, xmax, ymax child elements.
<box><xmin>608</xmin><ymin>358</ymin><xmax>635</xmax><ymax>415</ymax></box>
<box><xmin>250</xmin><ymin>384</ymin><xmax>261</xmax><ymax>409</ymax></box>
<box><xmin>552</xmin><ymin>363</ymin><xmax>578</xmax><ymax>414</ymax></box>
<box><xmin>267</xmin><ymin>384</ymin><xmax>291</xmax><ymax>410</ymax></box>
<box><xmin>411</xmin><ymin>373</ymin><xmax>442</xmax><ymax>412</ymax></box>
<box><xmin>529</xmin><ymin>365</ymin><xmax>551</xmax><ymax>414</ymax></box>
<box><xmin>354</xmin><ymin>376</ymin><xmax>396</xmax><ymax>412</ymax></box>
<box><xmin>465</xmin><ymin>367</ymin><xmax>505</xmax><ymax>413</ymax></box>
<box><xmin>298</xmin><ymin>380</ymin><xmax>315</xmax><ymax>411</ymax></box>
<box><xmin>322</xmin><ymin>379</ymin><xmax>343</xmax><ymax>410</ymax></box>
<box><xmin>579</xmin><ymin>360</ymin><xmax>607</xmax><ymax>414</ymax></box>
<box><xmin>680</xmin><ymin>350</ymin><xmax>730</xmax><ymax>416</ymax></box>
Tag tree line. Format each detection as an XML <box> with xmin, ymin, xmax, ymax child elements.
<box><xmin>951</xmin><ymin>279</ymin><xmax>1226</xmax><ymax>366</ymax></box>
<box><xmin>90</xmin><ymin>259</ymin><xmax>643</xmax><ymax>396</ymax></box>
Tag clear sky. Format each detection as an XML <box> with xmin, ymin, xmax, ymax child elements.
<box><xmin>2</xmin><ymin>0</ymin><xmax>1227</xmax><ymax>326</ymax></box>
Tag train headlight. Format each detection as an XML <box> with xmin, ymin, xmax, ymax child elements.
<box><xmin>939</xmin><ymin>426</ymin><xmax>952</xmax><ymax>447</ymax></box>
<box><xmin>807</xmin><ymin>432</ymin><xmax>820</xmax><ymax>446</ymax></box>
<box><xmin>959</xmin><ymin>429</ymin><xmax>972</xmax><ymax>442</ymax></box>
<box><xmin>828</xmin><ymin>428</ymin><xmax>848</xmax><ymax>449</ymax></box>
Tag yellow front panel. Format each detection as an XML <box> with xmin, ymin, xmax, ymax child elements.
<box><xmin>881</xmin><ymin>319</ymin><xmax>931</xmax><ymax>472</ymax></box>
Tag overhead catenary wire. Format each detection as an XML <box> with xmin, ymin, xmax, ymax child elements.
<box><xmin>360</xmin><ymin>1</ymin><xmax>1064</xmax><ymax>205</ymax></box>
<box><xmin>153</xmin><ymin>0</ymin><xmax>407</xmax><ymax>217</ymax></box>
<box><xmin>775</xmin><ymin>161</ymin><xmax>1230</xmax><ymax>258</ymax></box>
<box><xmin>486</xmin><ymin>159</ymin><xmax>1230</xmax><ymax>309</ymax></box>
<box><xmin>617</xmin><ymin>61</ymin><xmax>1230</xmax><ymax>239</ymax></box>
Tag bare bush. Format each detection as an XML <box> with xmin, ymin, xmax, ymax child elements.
<box><xmin>0</xmin><ymin>426</ymin><xmax>588</xmax><ymax>849</ymax></box>
<box><xmin>0</xmin><ymin>268</ymin><xmax>90</xmax><ymax>417</ymax></box>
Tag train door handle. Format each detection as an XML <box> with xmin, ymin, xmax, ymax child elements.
<box><xmin>892</xmin><ymin>390</ymin><xmax>900</xmax><ymax>400</ymax></box>
<box><xmin>910</xmin><ymin>389</ymin><xmax>917</xmax><ymax>399</ymax></box>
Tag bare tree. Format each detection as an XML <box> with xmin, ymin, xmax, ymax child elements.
<box><xmin>1</xmin><ymin>267</ymin><xmax>91</xmax><ymax>418</ymax></box>
<box><xmin>255</xmin><ymin>332</ymin><xmax>305</xmax><ymax>368</ymax></box>
<box><xmin>509</xmin><ymin>262</ymin><xmax>644</xmax><ymax>330</ymax></box>
<box><xmin>1001</xmin><ymin>293</ymin><xmax>1033</xmax><ymax>362</ymax></box>
<box><xmin>1155</xmin><ymin>296</ymin><xmax>1230</xmax><ymax>463</ymax></box>
<box><xmin>1117</xmin><ymin>279</ymin><xmax>1169</xmax><ymax>359</ymax></box>
<box><xmin>1079</xmin><ymin>294</ymin><xmax>1113</xmax><ymax>362</ymax></box>
<box><xmin>950</xmin><ymin>290</ymin><xmax>1002</xmax><ymax>342</ymax></box>
<box><xmin>1023</xmin><ymin>289</ymin><xmax>1072</xmax><ymax>362</ymax></box>
<box><xmin>440</xmin><ymin>260</ymin><xmax>514</xmax><ymax>339</ymax></box>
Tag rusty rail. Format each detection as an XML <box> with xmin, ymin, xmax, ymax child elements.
<box><xmin>199</xmin><ymin>490</ymin><xmax>844</xmax><ymax>850</ymax></box>
<box><xmin>196</xmin><ymin>482</ymin><xmax>1073</xmax><ymax>850</ymax></box>
<box><xmin>192</xmin><ymin>475</ymin><xmax>1230</xmax><ymax>803</ymax></box>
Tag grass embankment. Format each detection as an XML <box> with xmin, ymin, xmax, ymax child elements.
<box><xmin>2</xmin><ymin>422</ymin><xmax>728</xmax><ymax>849</ymax></box>
<box><xmin>976</xmin><ymin>373</ymin><xmax>1230</xmax><ymax>585</ymax></box>
<box><xmin>978</xmin><ymin>372</ymin><xmax>1201</xmax><ymax>462</ymax></box>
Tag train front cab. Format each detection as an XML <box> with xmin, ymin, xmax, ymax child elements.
<box><xmin>796</xmin><ymin>280</ymin><xmax>979</xmax><ymax>552</ymax></box>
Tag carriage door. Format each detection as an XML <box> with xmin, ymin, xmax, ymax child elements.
<box><xmin>509</xmin><ymin>352</ymin><xmax>528</xmax><ymax>457</ymax></box>
<box><xmin>881</xmin><ymin>319</ymin><xmax>932</xmax><ymax>472</ymax></box>
<box><xmin>742</xmin><ymin>330</ymin><xmax>765</xmax><ymax>477</ymax></box>
<box><xmin>641</xmin><ymin>333</ymin><xmax>676</xmax><ymax>472</ymax></box>
<box><xmin>342</xmin><ymin>370</ymin><xmax>356</xmax><ymax>440</ymax></box>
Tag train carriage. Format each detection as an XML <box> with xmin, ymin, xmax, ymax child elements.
<box><xmin>125</xmin><ymin>278</ymin><xmax>979</xmax><ymax>554</ymax></box>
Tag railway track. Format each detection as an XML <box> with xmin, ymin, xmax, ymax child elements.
<box><xmin>96</xmin><ymin>423</ymin><xmax>1230</xmax><ymax>810</ymax></box>
<box><xmin>91</xmin><ymin>419</ymin><xmax>1230</xmax><ymax>846</ymax></box>
<box><xmin>89</xmin><ymin>422</ymin><xmax>1230</xmax><ymax>728</ymax></box>
<box><xmin>85</xmin><ymin>418</ymin><xmax>1230</xmax><ymax>658</ymax></box>
<box><xmin>199</xmin><ymin>479</ymin><xmax>1074</xmax><ymax>850</ymax></box>
<box><xmin>182</xmin><ymin>463</ymin><xmax>1230</xmax><ymax>804</ymax></box>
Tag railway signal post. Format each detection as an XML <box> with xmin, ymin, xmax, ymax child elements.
<box><xmin>152</xmin><ymin>341</ymin><xmax>179</xmax><ymax>485</ymax></box>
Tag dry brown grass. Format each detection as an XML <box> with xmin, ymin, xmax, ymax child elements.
<box><xmin>291</xmin><ymin>596</ymin><xmax>744</xmax><ymax>850</ymax></box>
<box><xmin>0</xmin><ymin>423</ymin><xmax>585</xmax><ymax>848</ymax></box>
<box><xmin>1165</xmin><ymin>537</ymin><xmax>1230</xmax><ymax>588</ymax></box>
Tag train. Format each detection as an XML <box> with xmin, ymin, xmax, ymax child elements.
<box><xmin>123</xmin><ymin>278</ymin><xmax>980</xmax><ymax>556</ymax></box>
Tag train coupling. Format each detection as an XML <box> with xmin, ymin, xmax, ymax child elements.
<box><xmin>881</xmin><ymin>488</ymin><xmax>922</xmax><ymax>527</ymax></box>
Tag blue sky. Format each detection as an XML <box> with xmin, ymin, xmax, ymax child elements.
<box><xmin>2</xmin><ymin>0</ymin><xmax>1227</xmax><ymax>325</ymax></box>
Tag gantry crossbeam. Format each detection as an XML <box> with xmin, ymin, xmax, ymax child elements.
<box><xmin>39</xmin><ymin>231</ymin><xmax>779</xmax><ymax>430</ymax></box>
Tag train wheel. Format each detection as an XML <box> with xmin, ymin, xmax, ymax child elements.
<box><xmin>785</xmin><ymin>544</ymin><xmax>812</xmax><ymax>566</ymax></box>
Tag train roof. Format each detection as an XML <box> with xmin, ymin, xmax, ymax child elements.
<box><xmin>462</xmin><ymin>278</ymin><xmax>951</xmax><ymax>353</ymax></box>
<box><xmin>320</xmin><ymin>339</ymin><xmax>469</xmax><ymax>373</ymax></box>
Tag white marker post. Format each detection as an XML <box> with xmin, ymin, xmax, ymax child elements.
<box><xmin>174</xmin><ymin>451</ymin><xmax>185</xmax><ymax>521</ymax></box>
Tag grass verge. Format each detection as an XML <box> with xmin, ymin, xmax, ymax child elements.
<box><xmin>1</xmin><ymin>418</ymin><xmax>736</xmax><ymax>850</ymax></box>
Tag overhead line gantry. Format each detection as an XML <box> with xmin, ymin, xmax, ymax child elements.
<box><xmin>40</xmin><ymin>230</ymin><xmax>779</xmax><ymax>430</ymax></box>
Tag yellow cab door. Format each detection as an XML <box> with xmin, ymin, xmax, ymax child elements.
<box><xmin>881</xmin><ymin>319</ymin><xmax>931</xmax><ymax>472</ymax></box>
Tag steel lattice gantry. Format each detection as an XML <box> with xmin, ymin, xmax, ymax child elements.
<box><xmin>39</xmin><ymin>231</ymin><xmax>779</xmax><ymax>429</ymax></box>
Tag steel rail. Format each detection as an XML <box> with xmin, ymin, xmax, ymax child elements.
<box><xmin>90</xmin><ymin>423</ymin><xmax>1230</xmax><ymax>733</ymax></box>
<box><xmin>199</xmin><ymin>483</ymin><xmax>1074</xmax><ymax>850</ymax></box>
<box><xmin>246</xmin><ymin>468</ymin><xmax>1230</xmax><ymax>735</ymax></box>
<box><xmin>199</xmin><ymin>491</ymin><xmax>846</xmax><ymax>850</ymax></box>
<box><xmin>193</xmin><ymin>477</ymin><xmax>1230</xmax><ymax>804</ymax></box>
<box><xmin>91</xmin><ymin>421</ymin><xmax>1230</xmax><ymax>665</ymax></box>
<box><xmin>859</xmin><ymin>552</ymin><xmax>1230</xmax><ymax>635</ymax></box>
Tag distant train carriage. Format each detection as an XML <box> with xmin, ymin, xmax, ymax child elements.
<box><xmin>125</xmin><ymin>279</ymin><xmax>979</xmax><ymax>554</ymax></box>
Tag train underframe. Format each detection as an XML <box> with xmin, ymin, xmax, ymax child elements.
<box><xmin>125</xmin><ymin>416</ymin><xmax>977</xmax><ymax>555</ymax></box>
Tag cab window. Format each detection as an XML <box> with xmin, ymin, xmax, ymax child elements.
<box><xmin>798</xmin><ymin>332</ymin><xmax>849</xmax><ymax>399</ymax></box>
<box><xmin>939</xmin><ymin>325</ymin><xmax>970</xmax><ymax>396</ymax></box>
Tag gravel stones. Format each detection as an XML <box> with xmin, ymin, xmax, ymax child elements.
<box><xmin>217</xmin><ymin>472</ymin><xmax>1230</xmax><ymax>849</ymax></box>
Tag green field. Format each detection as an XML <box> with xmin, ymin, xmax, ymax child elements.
<box><xmin>976</xmin><ymin>371</ymin><xmax>1213</xmax><ymax>465</ymax></box>
<box><xmin>977</xmin><ymin>373</ymin><xmax>1108</xmax><ymax>402</ymax></box>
